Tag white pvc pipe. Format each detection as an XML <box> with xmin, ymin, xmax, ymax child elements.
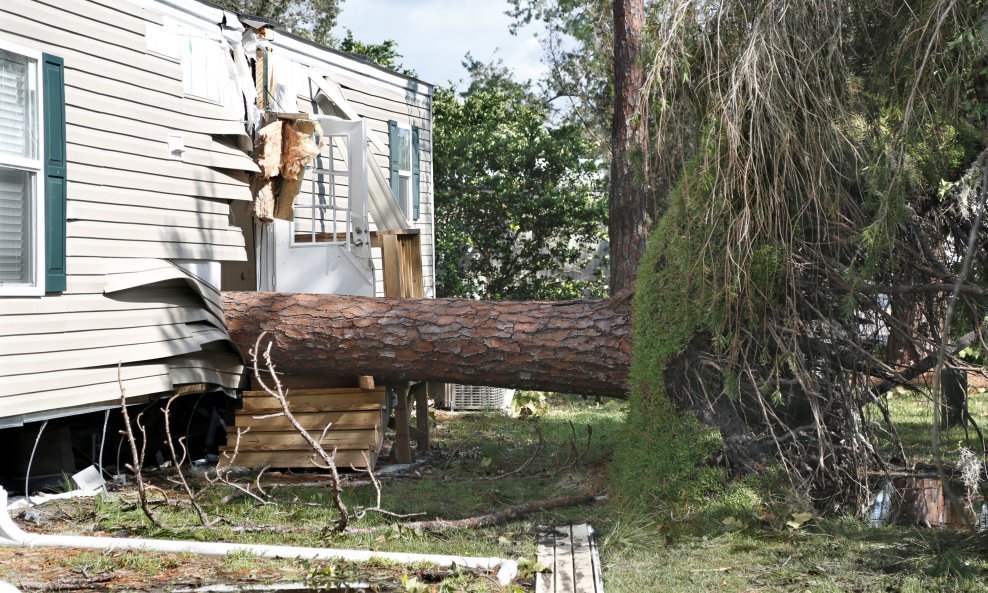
<box><xmin>0</xmin><ymin>488</ymin><xmax>517</xmax><ymax>585</ymax></box>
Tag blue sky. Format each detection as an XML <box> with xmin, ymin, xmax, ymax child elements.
<box><xmin>333</xmin><ymin>0</ymin><xmax>547</xmax><ymax>88</ymax></box>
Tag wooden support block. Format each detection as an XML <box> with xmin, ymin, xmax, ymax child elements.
<box><xmin>219</xmin><ymin>449</ymin><xmax>376</xmax><ymax>470</ymax></box>
<box><xmin>393</xmin><ymin>384</ymin><xmax>411</xmax><ymax>464</ymax></box>
<box><xmin>241</xmin><ymin>390</ymin><xmax>385</xmax><ymax>413</ymax></box>
<box><xmin>414</xmin><ymin>383</ymin><xmax>430</xmax><ymax>452</ymax></box>
<box><xmin>358</xmin><ymin>376</ymin><xmax>375</xmax><ymax>390</ymax></box>
<box><xmin>240</xmin><ymin>410</ymin><xmax>380</xmax><ymax>431</ymax></box>
<box><xmin>228</xmin><ymin>428</ymin><xmax>381</xmax><ymax>451</ymax></box>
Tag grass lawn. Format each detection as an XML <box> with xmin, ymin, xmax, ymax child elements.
<box><xmin>1</xmin><ymin>395</ymin><xmax>986</xmax><ymax>592</ymax></box>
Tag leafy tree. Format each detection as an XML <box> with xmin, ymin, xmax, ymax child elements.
<box><xmin>337</xmin><ymin>29</ymin><xmax>416</xmax><ymax>77</ymax></box>
<box><xmin>434</xmin><ymin>63</ymin><xmax>607</xmax><ymax>301</ymax></box>
<box><xmin>211</xmin><ymin>0</ymin><xmax>341</xmax><ymax>46</ymax></box>
<box><xmin>507</xmin><ymin>0</ymin><xmax>614</xmax><ymax>151</ymax></box>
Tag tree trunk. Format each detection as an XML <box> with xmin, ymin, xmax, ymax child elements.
<box><xmin>609</xmin><ymin>0</ymin><xmax>648</xmax><ymax>294</ymax></box>
<box><xmin>222</xmin><ymin>292</ymin><xmax>632</xmax><ymax>398</ymax></box>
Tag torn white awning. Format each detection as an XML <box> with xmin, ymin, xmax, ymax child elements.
<box><xmin>308</xmin><ymin>71</ymin><xmax>409</xmax><ymax>232</ymax></box>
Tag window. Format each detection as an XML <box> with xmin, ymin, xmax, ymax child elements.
<box><xmin>388</xmin><ymin>120</ymin><xmax>420</xmax><ymax>221</ymax></box>
<box><xmin>0</xmin><ymin>42</ymin><xmax>42</xmax><ymax>295</ymax></box>
<box><xmin>0</xmin><ymin>40</ymin><xmax>66</xmax><ymax>296</ymax></box>
<box><xmin>293</xmin><ymin>132</ymin><xmax>353</xmax><ymax>246</ymax></box>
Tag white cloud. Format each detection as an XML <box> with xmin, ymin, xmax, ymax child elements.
<box><xmin>334</xmin><ymin>0</ymin><xmax>547</xmax><ymax>88</ymax></box>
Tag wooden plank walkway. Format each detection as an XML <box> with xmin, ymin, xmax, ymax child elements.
<box><xmin>537</xmin><ymin>524</ymin><xmax>604</xmax><ymax>593</ymax></box>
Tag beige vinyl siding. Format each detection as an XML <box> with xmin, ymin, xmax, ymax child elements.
<box><xmin>1</xmin><ymin>368</ymin><xmax>174</xmax><ymax>421</ymax></box>
<box><xmin>0</xmin><ymin>0</ymin><xmax>252</xmax><ymax>425</ymax></box>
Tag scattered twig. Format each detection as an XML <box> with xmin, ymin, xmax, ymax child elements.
<box><xmin>116</xmin><ymin>363</ymin><xmax>161</xmax><ymax>528</ymax></box>
<box><xmin>350</xmin><ymin>452</ymin><xmax>424</xmax><ymax>520</ymax></box>
<box><xmin>207</xmin><ymin>427</ymin><xmax>272</xmax><ymax>506</ymax></box>
<box><xmin>251</xmin><ymin>332</ymin><xmax>349</xmax><ymax>531</ymax></box>
<box><xmin>163</xmin><ymin>392</ymin><xmax>215</xmax><ymax>526</ymax></box>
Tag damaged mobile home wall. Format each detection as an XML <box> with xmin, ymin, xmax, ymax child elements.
<box><xmin>0</xmin><ymin>0</ymin><xmax>436</xmax><ymax>429</ymax></box>
<box><xmin>257</xmin><ymin>31</ymin><xmax>436</xmax><ymax>298</ymax></box>
<box><xmin>0</xmin><ymin>0</ymin><xmax>253</xmax><ymax>427</ymax></box>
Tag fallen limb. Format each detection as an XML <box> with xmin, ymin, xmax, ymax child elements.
<box><xmin>349</xmin><ymin>494</ymin><xmax>597</xmax><ymax>534</ymax></box>
<box><xmin>222</xmin><ymin>494</ymin><xmax>597</xmax><ymax>535</ymax></box>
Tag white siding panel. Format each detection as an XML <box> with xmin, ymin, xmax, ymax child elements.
<box><xmin>5</xmin><ymin>0</ymin><xmax>148</xmax><ymax>52</ymax></box>
<box><xmin>67</xmin><ymin>126</ymin><xmax>258</xmax><ymax>173</ymax></box>
<box><xmin>0</xmin><ymin>307</ymin><xmax>208</xmax><ymax>337</ymax></box>
<box><xmin>68</xmin><ymin>164</ymin><xmax>252</xmax><ymax>202</ymax></box>
<box><xmin>1</xmin><ymin>374</ymin><xmax>174</xmax><ymax>418</ymax></box>
<box><xmin>68</xmin><ymin>145</ymin><xmax>249</xmax><ymax>188</ymax></box>
<box><xmin>0</xmin><ymin>324</ymin><xmax>197</xmax><ymax>357</ymax></box>
<box><xmin>66</xmin><ymin>69</ymin><xmax>241</xmax><ymax>125</ymax></box>
<box><xmin>36</xmin><ymin>0</ymin><xmax>155</xmax><ymax>33</ymax></box>
<box><xmin>68</xmin><ymin>201</ymin><xmax>234</xmax><ymax>230</ymax></box>
<box><xmin>88</xmin><ymin>0</ymin><xmax>163</xmax><ymax>24</ymax></box>
<box><xmin>67</xmin><ymin>238</ymin><xmax>247</xmax><ymax>262</ymax></box>
<box><xmin>68</xmin><ymin>221</ymin><xmax>246</xmax><ymax>249</ymax></box>
<box><xmin>0</xmin><ymin>363</ymin><xmax>170</xmax><ymax>398</ymax></box>
<box><xmin>0</xmin><ymin>334</ymin><xmax>209</xmax><ymax>377</ymax></box>
<box><xmin>67</xmin><ymin>183</ymin><xmax>232</xmax><ymax>214</ymax></box>
<box><xmin>0</xmin><ymin>19</ymin><xmax>183</xmax><ymax>95</ymax></box>
<box><xmin>67</xmin><ymin>87</ymin><xmax>246</xmax><ymax>137</ymax></box>
<box><xmin>66</xmin><ymin>107</ymin><xmax>249</xmax><ymax>159</ymax></box>
<box><xmin>0</xmin><ymin>292</ymin><xmax>203</xmax><ymax>316</ymax></box>
<box><xmin>169</xmin><ymin>352</ymin><xmax>243</xmax><ymax>390</ymax></box>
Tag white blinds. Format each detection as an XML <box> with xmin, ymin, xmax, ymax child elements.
<box><xmin>0</xmin><ymin>168</ymin><xmax>30</xmax><ymax>283</ymax></box>
<box><xmin>0</xmin><ymin>49</ymin><xmax>37</xmax><ymax>286</ymax></box>
<box><xmin>0</xmin><ymin>49</ymin><xmax>36</xmax><ymax>160</ymax></box>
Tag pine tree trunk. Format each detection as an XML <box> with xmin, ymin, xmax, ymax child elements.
<box><xmin>609</xmin><ymin>0</ymin><xmax>648</xmax><ymax>294</ymax></box>
<box><xmin>222</xmin><ymin>292</ymin><xmax>632</xmax><ymax>398</ymax></box>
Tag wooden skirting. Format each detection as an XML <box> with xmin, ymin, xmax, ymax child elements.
<box><xmin>219</xmin><ymin>387</ymin><xmax>386</xmax><ymax>470</ymax></box>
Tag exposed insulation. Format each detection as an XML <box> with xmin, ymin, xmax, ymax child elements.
<box><xmin>280</xmin><ymin>119</ymin><xmax>322</xmax><ymax>180</ymax></box>
<box><xmin>251</xmin><ymin>176</ymin><xmax>277</xmax><ymax>222</ymax></box>
<box><xmin>255</xmin><ymin>118</ymin><xmax>283</xmax><ymax>177</ymax></box>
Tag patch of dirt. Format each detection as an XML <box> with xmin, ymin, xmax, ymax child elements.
<box><xmin>0</xmin><ymin>547</ymin><xmax>305</xmax><ymax>591</ymax></box>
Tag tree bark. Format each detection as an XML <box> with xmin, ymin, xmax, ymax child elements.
<box><xmin>609</xmin><ymin>0</ymin><xmax>648</xmax><ymax>294</ymax></box>
<box><xmin>222</xmin><ymin>292</ymin><xmax>631</xmax><ymax>398</ymax></box>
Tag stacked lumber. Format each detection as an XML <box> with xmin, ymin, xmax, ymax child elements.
<box><xmin>219</xmin><ymin>387</ymin><xmax>386</xmax><ymax>470</ymax></box>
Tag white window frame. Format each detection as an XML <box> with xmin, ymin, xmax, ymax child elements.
<box><xmin>291</xmin><ymin>131</ymin><xmax>351</xmax><ymax>249</ymax></box>
<box><xmin>395</xmin><ymin>122</ymin><xmax>413</xmax><ymax>220</ymax></box>
<box><xmin>0</xmin><ymin>38</ymin><xmax>45</xmax><ymax>297</ymax></box>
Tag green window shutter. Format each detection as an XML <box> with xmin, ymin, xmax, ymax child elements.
<box><xmin>411</xmin><ymin>125</ymin><xmax>420</xmax><ymax>221</ymax></box>
<box><xmin>42</xmin><ymin>53</ymin><xmax>67</xmax><ymax>293</ymax></box>
<box><xmin>388</xmin><ymin>119</ymin><xmax>399</xmax><ymax>204</ymax></box>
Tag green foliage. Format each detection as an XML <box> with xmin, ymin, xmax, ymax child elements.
<box><xmin>210</xmin><ymin>0</ymin><xmax>340</xmax><ymax>46</ymax></box>
<box><xmin>507</xmin><ymin>0</ymin><xmax>614</xmax><ymax>152</ymax></box>
<box><xmin>434</xmin><ymin>63</ymin><xmax>607</xmax><ymax>300</ymax></box>
<box><xmin>337</xmin><ymin>29</ymin><xmax>416</xmax><ymax>78</ymax></box>
<box><xmin>611</xmin><ymin>164</ymin><xmax>739</xmax><ymax>517</ymax></box>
